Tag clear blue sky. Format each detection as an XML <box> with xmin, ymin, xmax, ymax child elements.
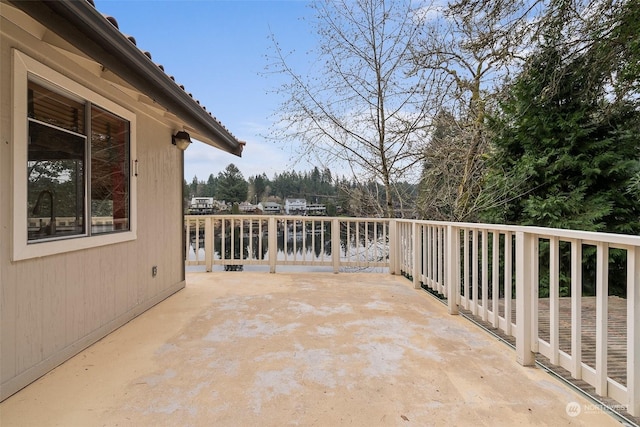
<box><xmin>96</xmin><ymin>0</ymin><xmax>317</xmax><ymax>182</ymax></box>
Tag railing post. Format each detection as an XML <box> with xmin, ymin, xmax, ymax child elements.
<box><xmin>204</xmin><ymin>216</ymin><xmax>212</xmax><ymax>272</ymax></box>
<box><xmin>268</xmin><ymin>216</ymin><xmax>277</xmax><ymax>273</ymax></box>
<box><xmin>628</xmin><ymin>246</ymin><xmax>640</xmax><ymax>416</ymax></box>
<box><xmin>515</xmin><ymin>231</ymin><xmax>535</xmax><ymax>366</ymax></box>
<box><xmin>447</xmin><ymin>225</ymin><xmax>459</xmax><ymax>315</ymax></box>
<box><xmin>332</xmin><ymin>218</ymin><xmax>340</xmax><ymax>273</ymax></box>
<box><xmin>388</xmin><ymin>220</ymin><xmax>397</xmax><ymax>275</ymax></box>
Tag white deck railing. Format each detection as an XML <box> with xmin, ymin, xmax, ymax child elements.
<box><xmin>185</xmin><ymin>215</ymin><xmax>389</xmax><ymax>272</ymax></box>
<box><xmin>185</xmin><ymin>214</ymin><xmax>639</xmax><ymax>416</ymax></box>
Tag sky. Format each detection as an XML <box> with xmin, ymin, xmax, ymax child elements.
<box><xmin>96</xmin><ymin>0</ymin><xmax>318</xmax><ymax>182</ymax></box>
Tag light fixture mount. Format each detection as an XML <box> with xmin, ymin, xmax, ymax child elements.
<box><xmin>172</xmin><ymin>130</ymin><xmax>191</xmax><ymax>150</ymax></box>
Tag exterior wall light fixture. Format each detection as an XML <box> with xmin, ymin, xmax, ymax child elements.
<box><xmin>172</xmin><ymin>130</ymin><xmax>191</xmax><ymax>150</ymax></box>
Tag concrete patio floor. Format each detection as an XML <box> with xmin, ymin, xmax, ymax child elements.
<box><xmin>0</xmin><ymin>272</ymin><xmax>623</xmax><ymax>426</ymax></box>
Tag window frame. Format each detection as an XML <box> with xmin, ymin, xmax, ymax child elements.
<box><xmin>12</xmin><ymin>50</ymin><xmax>137</xmax><ymax>261</ymax></box>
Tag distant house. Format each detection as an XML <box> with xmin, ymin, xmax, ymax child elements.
<box><xmin>261</xmin><ymin>201</ymin><xmax>282</xmax><ymax>214</ymax></box>
<box><xmin>188</xmin><ymin>197</ymin><xmax>228</xmax><ymax>214</ymax></box>
<box><xmin>189</xmin><ymin>197</ymin><xmax>215</xmax><ymax>214</ymax></box>
<box><xmin>1</xmin><ymin>1</ymin><xmax>243</xmax><ymax>400</ymax></box>
<box><xmin>307</xmin><ymin>203</ymin><xmax>327</xmax><ymax>216</ymax></box>
<box><xmin>238</xmin><ymin>201</ymin><xmax>259</xmax><ymax>213</ymax></box>
<box><xmin>285</xmin><ymin>198</ymin><xmax>307</xmax><ymax>215</ymax></box>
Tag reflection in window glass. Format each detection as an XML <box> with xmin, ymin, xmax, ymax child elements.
<box><xmin>91</xmin><ymin>106</ymin><xmax>130</xmax><ymax>233</ymax></box>
<box><xmin>28</xmin><ymin>97</ymin><xmax>86</xmax><ymax>241</ymax></box>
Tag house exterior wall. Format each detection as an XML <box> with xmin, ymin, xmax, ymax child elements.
<box><xmin>1</xmin><ymin>4</ymin><xmax>185</xmax><ymax>400</ymax></box>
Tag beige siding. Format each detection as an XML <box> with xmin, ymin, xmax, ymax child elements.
<box><xmin>1</xmin><ymin>4</ymin><xmax>187</xmax><ymax>400</ymax></box>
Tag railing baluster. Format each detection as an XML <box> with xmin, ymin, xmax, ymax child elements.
<box><xmin>388</xmin><ymin>220</ymin><xmax>397</xmax><ymax>274</ymax></box>
<box><xmin>433</xmin><ymin>227</ymin><xmax>438</xmax><ymax>291</ymax></box>
<box><xmin>447</xmin><ymin>225</ymin><xmax>459</xmax><ymax>315</ymax></box>
<box><xmin>184</xmin><ymin>218</ymin><xmax>190</xmax><ymax>263</ymax></box>
<box><xmin>628</xmin><ymin>246</ymin><xmax>640</xmax><ymax>416</ymax></box>
<box><xmin>331</xmin><ymin>218</ymin><xmax>340</xmax><ymax>273</ymax></box>
<box><xmin>321</xmin><ymin>219</ymin><xmax>326</xmax><ymax>263</ymax></box>
<box><xmin>472</xmin><ymin>229</ymin><xmax>479</xmax><ymax>316</ymax></box>
<box><xmin>425</xmin><ymin>225</ymin><xmax>430</xmax><ymax>287</ymax></box>
<box><xmin>221</xmin><ymin>219</ymin><xmax>226</xmax><ymax>265</ymax></box>
<box><xmin>532</xmin><ymin>237</ymin><xmax>539</xmax><ymax>353</ymax></box>
<box><xmin>492</xmin><ymin>231</ymin><xmax>499</xmax><ymax>327</ymax></box>
<box><xmin>439</xmin><ymin>227</ymin><xmax>444</xmax><ymax>294</ymax></box>
<box><xmin>240</xmin><ymin>219</ymin><xmax>244</xmax><ymax>261</ymax></box>
<box><xmin>359</xmin><ymin>220</ymin><xmax>362</xmax><ymax>266</ymax></box>
<box><xmin>205</xmin><ymin>216</ymin><xmax>212</xmax><ymax>272</ymax></box>
<box><xmin>482</xmin><ymin>230</ymin><xmax>489</xmax><ymax>322</ymax></box>
<box><xmin>310</xmin><ymin>219</ymin><xmax>315</xmax><ymax>264</ymax></box>
<box><xmin>268</xmin><ymin>217</ymin><xmax>276</xmax><ymax>273</ymax></box>
<box><xmin>504</xmin><ymin>231</ymin><xmax>513</xmax><ymax>336</ymax></box>
<box><xmin>435</xmin><ymin>226</ymin><xmax>440</xmax><ymax>291</ymax></box>
<box><xmin>412</xmin><ymin>221</ymin><xmax>420</xmax><ymax>289</ymax></box>
<box><xmin>293</xmin><ymin>218</ymin><xmax>298</xmax><ymax>262</ymax></box>
<box><xmin>463</xmin><ymin>228</ymin><xmax>470</xmax><ymax>309</ymax></box>
<box><xmin>549</xmin><ymin>236</ymin><xmax>560</xmax><ymax>365</ymax></box>
<box><xmin>420</xmin><ymin>225</ymin><xmax>425</xmax><ymax>285</ymax></box>
<box><xmin>570</xmin><ymin>239</ymin><xmax>582</xmax><ymax>379</ymax></box>
<box><xmin>283</xmin><ymin>218</ymin><xmax>289</xmax><ymax>262</ymax></box>
<box><xmin>595</xmin><ymin>242</ymin><xmax>609</xmax><ymax>396</ymax></box>
<box><xmin>195</xmin><ymin>218</ymin><xmax>202</xmax><ymax>263</ymax></box>
<box><xmin>233</xmin><ymin>219</ymin><xmax>238</xmax><ymax>263</ymax></box>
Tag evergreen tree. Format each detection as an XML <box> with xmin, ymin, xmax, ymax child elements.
<box><xmin>482</xmin><ymin>0</ymin><xmax>640</xmax><ymax>297</ymax></box>
<box><xmin>183</xmin><ymin>179</ymin><xmax>190</xmax><ymax>209</ymax></box>
<box><xmin>215</xmin><ymin>164</ymin><xmax>248</xmax><ymax>204</ymax></box>
<box><xmin>483</xmin><ymin>4</ymin><xmax>640</xmax><ymax>234</ymax></box>
<box><xmin>205</xmin><ymin>174</ymin><xmax>217</xmax><ymax>197</ymax></box>
<box><xmin>251</xmin><ymin>173</ymin><xmax>268</xmax><ymax>202</ymax></box>
<box><xmin>189</xmin><ymin>175</ymin><xmax>199</xmax><ymax>198</ymax></box>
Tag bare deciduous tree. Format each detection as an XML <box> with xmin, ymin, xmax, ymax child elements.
<box><xmin>267</xmin><ymin>0</ymin><xmax>438</xmax><ymax>217</ymax></box>
<box><xmin>413</xmin><ymin>0</ymin><xmax>542</xmax><ymax>221</ymax></box>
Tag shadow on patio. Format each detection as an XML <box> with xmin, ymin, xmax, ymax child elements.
<box><xmin>0</xmin><ymin>272</ymin><xmax>623</xmax><ymax>426</ymax></box>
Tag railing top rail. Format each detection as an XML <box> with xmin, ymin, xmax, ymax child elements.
<box><xmin>394</xmin><ymin>218</ymin><xmax>640</xmax><ymax>247</ymax></box>
<box><xmin>185</xmin><ymin>214</ymin><xmax>391</xmax><ymax>222</ymax></box>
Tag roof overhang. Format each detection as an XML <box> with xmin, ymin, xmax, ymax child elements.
<box><xmin>7</xmin><ymin>0</ymin><xmax>243</xmax><ymax>157</ymax></box>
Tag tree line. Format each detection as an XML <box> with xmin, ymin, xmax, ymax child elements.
<box><xmin>184</xmin><ymin>164</ymin><xmax>417</xmax><ymax>217</ymax></box>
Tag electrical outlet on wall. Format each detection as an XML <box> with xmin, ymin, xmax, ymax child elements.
<box><xmin>152</xmin><ymin>266</ymin><xmax>158</xmax><ymax>277</ymax></box>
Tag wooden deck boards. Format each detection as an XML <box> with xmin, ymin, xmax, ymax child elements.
<box><xmin>457</xmin><ymin>295</ymin><xmax>638</xmax><ymax>425</ymax></box>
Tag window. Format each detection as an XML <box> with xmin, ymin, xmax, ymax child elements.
<box><xmin>13</xmin><ymin>50</ymin><xmax>136</xmax><ymax>260</ymax></box>
<box><xmin>28</xmin><ymin>81</ymin><xmax>130</xmax><ymax>241</ymax></box>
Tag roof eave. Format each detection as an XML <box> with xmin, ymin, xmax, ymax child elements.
<box><xmin>7</xmin><ymin>0</ymin><xmax>242</xmax><ymax>157</ymax></box>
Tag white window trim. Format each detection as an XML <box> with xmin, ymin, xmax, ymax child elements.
<box><xmin>12</xmin><ymin>49</ymin><xmax>137</xmax><ymax>261</ymax></box>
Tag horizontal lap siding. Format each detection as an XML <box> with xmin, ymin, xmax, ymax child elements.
<box><xmin>1</xmin><ymin>23</ymin><xmax>185</xmax><ymax>399</ymax></box>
